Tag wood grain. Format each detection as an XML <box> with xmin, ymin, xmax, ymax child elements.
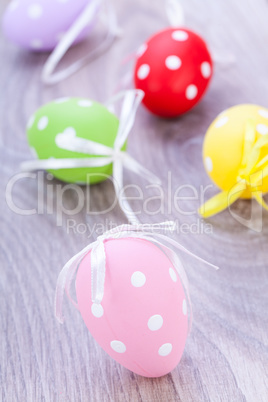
<box><xmin>1</xmin><ymin>0</ymin><xmax>268</xmax><ymax>401</ymax></box>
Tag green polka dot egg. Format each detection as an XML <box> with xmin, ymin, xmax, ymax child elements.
<box><xmin>27</xmin><ymin>97</ymin><xmax>123</xmax><ymax>184</ymax></box>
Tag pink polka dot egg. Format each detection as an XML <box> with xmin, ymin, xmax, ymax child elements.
<box><xmin>2</xmin><ymin>0</ymin><xmax>94</xmax><ymax>51</ymax></box>
<box><xmin>75</xmin><ymin>237</ymin><xmax>189</xmax><ymax>377</ymax></box>
<box><xmin>134</xmin><ymin>27</ymin><xmax>213</xmax><ymax>118</ymax></box>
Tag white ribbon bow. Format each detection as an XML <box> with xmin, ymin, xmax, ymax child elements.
<box><xmin>42</xmin><ymin>0</ymin><xmax>120</xmax><ymax>85</ymax></box>
<box><xmin>55</xmin><ymin>221</ymin><xmax>219</xmax><ymax>334</ymax></box>
<box><xmin>21</xmin><ymin>89</ymin><xmax>160</xmax><ymax>224</ymax></box>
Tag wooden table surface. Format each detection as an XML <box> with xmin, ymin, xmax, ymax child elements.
<box><xmin>1</xmin><ymin>0</ymin><xmax>268</xmax><ymax>401</ymax></box>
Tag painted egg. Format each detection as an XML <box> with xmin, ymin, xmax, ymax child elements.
<box><xmin>203</xmin><ymin>104</ymin><xmax>268</xmax><ymax>199</ymax></box>
<box><xmin>76</xmin><ymin>237</ymin><xmax>188</xmax><ymax>377</ymax></box>
<box><xmin>2</xmin><ymin>0</ymin><xmax>93</xmax><ymax>51</ymax></box>
<box><xmin>134</xmin><ymin>27</ymin><xmax>213</xmax><ymax>118</ymax></box>
<box><xmin>27</xmin><ymin>97</ymin><xmax>122</xmax><ymax>184</ymax></box>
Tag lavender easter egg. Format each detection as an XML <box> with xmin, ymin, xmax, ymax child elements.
<box><xmin>76</xmin><ymin>237</ymin><xmax>188</xmax><ymax>377</ymax></box>
<box><xmin>2</xmin><ymin>0</ymin><xmax>94</xmax><ymax>51</ymax></box>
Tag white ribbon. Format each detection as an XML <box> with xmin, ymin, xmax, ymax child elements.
<box><xmin>166</xmin><ymin>0</ymin><xmax>185</xmax><ymax>27</ymax></box>
<box><xmin>42</xmin><ymin>0</ymin><xmax>120</xmax><ymax>85</ymax></box>
<box><xmin>113</xmin><ymin>0</ymin><xmax>185</xmax><ymax>93</ymax></box>
<box><xmin>166</xmin><ymin>0</ymin><xmax>235</xmax><ymax>66</ymax></box>
<box><xmin>21</xmin><ymin>89</ymin><xmax>160</xmax><ymax>224</ymax></box>
<box><xmin>55</xmin><ymin>221</ymin><xmax>219</xmax><ymax>335</ymax></box>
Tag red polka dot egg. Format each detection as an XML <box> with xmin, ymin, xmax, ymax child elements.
<box><xmin>134</xmin><ymin>27</ymin><xmax>213</xmax><ymax>118</ymax></box>
<box><xmin>76</xmin><ymin>237</ymin><xmax>189</xmax><ymax>377</ymax></box>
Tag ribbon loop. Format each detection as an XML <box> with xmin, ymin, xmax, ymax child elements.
<box><xmin>112</xmin><ymin>90</ymin><xmax>144</xmax><ymax>151</ymax></box>
<box><xmin>55</xmin><ymin>221</ymin><xmax>219</xmax><ymax>335</ymax></box>
<box><xmin>42</xmin><ymin>0</ymin><xmax>120</xmax><ymax>85</ymax></box>
<box><xmin>55</xmin><ymin>132</ymin><xmax>115</xmax><ymax>156</ymax></box>
<box><xmin>199</xmin><ymin>120</ymin><xmax>268</xmax><ymax>218</ymax></box>
<box><xmin>21</xmin><ymin>157</ymin><xmax>115</xmax><ymax>171</ymax></box>
<box><xmin>91</xmin><ymin>240</ymin><xmax>106</xmax><ymax>304</ymax></box>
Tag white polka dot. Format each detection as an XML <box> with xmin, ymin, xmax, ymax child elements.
<box><xmin>77</xmin><ymin>100</ymin><xmax>93</xmax><ymax>108</ymax></box>
<box><xmin>30</xmin><ymin>39</ymin><xmax>43</xmax><ymax>49</ymax></box>
<box><xmin>258</xmin><ymin>109</ymin><xmax>268</xmax><ymax>119</ymax></box>
<box><xmin>37</xmin><ymin>116</ymin><xmax>48</xmax><ymax>131</ymax></box>
<box><xmin>256</xmin><ymin>124</ymin><xmax>268</xmax><ymax>136</ymax></box>
<box><xmin>201</xmin><ymin>62</ymin><xmax>211</xmax><ymax>79</ymax></box>
<box><xmin>27</xmin><ymin>115</ymin><xmax>35</xmax><ymax>129</ymax></box>
<box><xmin>91</xmin><ymin>303</ymin><xmax>104</xmax><ymax>318</ymax></box>
<box><xmin>182</xmin><ymin>299</ymin><xmax>187</xmax><ymax>315</ymax></box>
<box><xmin>186</xmin><ymin>85</ymin><xmax>198</xmax><ymax>100</ymax></box>
<box><xmin>172</xmin><ymin>30</ymin><xmax>189</xmax><ymax>41</ymax></box>
<box><xmin>8</xmin><ymin>0</ymin><xmax>19</xmax><ymax>12</ymax></box>
<box><xmin>137</xmin><ymin>43</ymin><xmax>148</xmax><ymax>57</ymax></box>
<box><xmin>148</xmin><ymin>315</ymin><xmax>163</xmax><ymax>331</ymax></box>
<box><xmin>215</xmin><ymin>116</ymin><xmax>229</xmax><ymax>128</ymax></box>
<box><xmin>158</xmin><ymin>343</ymin><xmax>172</xmax><ymax>357</ymax></box>
<box><xmin>205</xmin><ymin>156</ymin><xmax>213</xmax><ymax>172</ymax></box>
<box><xmin>110</xmin><ymin>340</ymin><xmax>126</xmax><ymax>353</ymax></box>
<box><xmin>54</xmin><ymin>97</ymin><xmax>70</xmax><ymax>104</ymax></box>
<box><xmin>137</xmin><ymin>64</ymin><xmax>150</xmax><ymax>80</ymax></box>
<box><xmin>28</xmin><ymin>4</ymin><xmax>43</xmax><ymax>19</ymax></box>
<box><xmin>131</xmin><ymin>271</ymin><xmax>146</xmax><ymax>287</ymax></box>
<box><xmin>218</xmin><ymin>109</ymin><xmax>228</xmax><ymax>117</ymax></box>
<box><xmin>165</xmin><ymin>55</ymin><xmax>182</xmax><ymax>70</ymax></box>
<box><xmin>169</xmin><ymin>267</ymin><xmax>177</xmax><ymax>282</ymax></box>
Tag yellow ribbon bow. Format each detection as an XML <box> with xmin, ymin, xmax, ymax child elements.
<box><xmin>199</xmin><ymin>119</ymin><xmax>268</xmax><ymax>218</ymax></box>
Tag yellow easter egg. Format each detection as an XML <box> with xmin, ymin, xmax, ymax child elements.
<box><xmin>203</xmin><ymin>104</ymin><xmax>268</xmax><ymax>199</ymax></box>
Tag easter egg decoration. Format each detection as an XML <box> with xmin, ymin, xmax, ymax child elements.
<box><xmin>2</xmin><ymin>0</ymin><xmax>93</xmax><ymax>51</ymax></box>
<box><xmin>21</xmin><ymin>90</ymin><xmax>160</xmax><ymax>224</ymax></box>
<box><xmin>55</xmin><ymin>222</ymin><xmax>217</xmax><ymax>377</ymax></box>
<box><xmin>134</xmin><ymin>27</ymin><xmax>213</xmax><ymax>118</ymax></box>
<box><xmin>24</xmin><ymin>97</ymin><xmax>120</xmax><ymax>185</ymax></box>
<box><xmin>133</xmin><ymin>0</ymin><xmax>213</xmax><ymax>118</ymax></box>
<box><xmin>199</xmin><ymin>104</ymin><xmax>268</xmax><ymax>218</ymax></box>
<box><xmin>2</xmin><ymin>0</ymin><xmax>119</xmax><ymax>84</ymax></box>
